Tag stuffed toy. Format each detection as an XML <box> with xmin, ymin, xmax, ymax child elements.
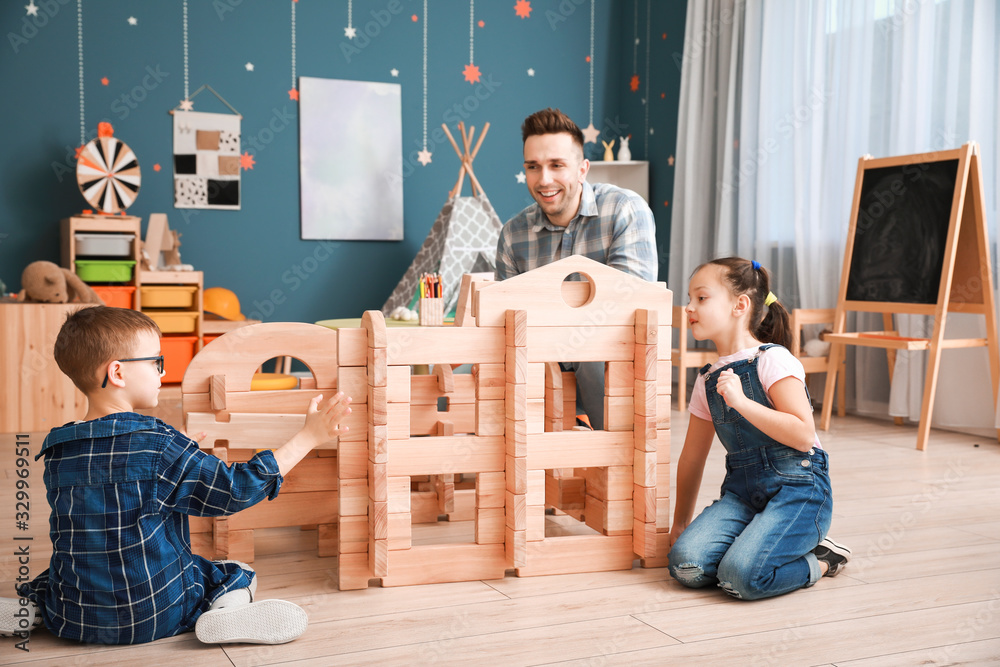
<box><xmin>18</xmin><ymin>261</ymin><xmax>104</xmax><ymax>305</ymax></box>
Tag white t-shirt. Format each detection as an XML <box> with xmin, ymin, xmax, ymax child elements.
<box><xmin>688</xmin><ymin>345</ymin><xmax>823</xmax><ymax>450</ymax></box>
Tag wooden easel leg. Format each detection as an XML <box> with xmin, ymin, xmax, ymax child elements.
<box><xmin>820</xmin><ymin>344</ymin><xmax>842</xmax><ymax>431</ymax></box>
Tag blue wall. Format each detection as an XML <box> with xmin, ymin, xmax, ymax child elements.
<box><xmin>1</xmin><ymin>0</ymin><xmax>685</xmax><ymax>324</ymax></box>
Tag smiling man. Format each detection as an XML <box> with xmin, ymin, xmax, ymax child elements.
<box><xmin>496</xmin><ymin>108</ymin><xmax>657</xmax><ymax>429</ymax></box>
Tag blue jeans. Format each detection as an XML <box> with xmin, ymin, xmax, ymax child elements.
<box><xmin>563</xmin><ymin>361</ymin><xmax>605</xmax><ymax>430</ymax></box>
<box><xmin>668</xmin><ymin>345</ymin><xmax>833</xmax><ymax>600</ymax></box>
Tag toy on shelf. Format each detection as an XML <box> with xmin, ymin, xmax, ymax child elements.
<box><xmin>18</xmin><ymin>261</ymin><xmax>103</xmax><ymax>304</ymax></box>
<box><xmin>76</xmin><ymin>122</ymin><xmax>141</xmax><ymax>215</ymax></box>
<box><xmin>602</xmin><ymin>139</ymin><xmax>615</xmax><ymax>161</ymax></box>
<box><xmin>142</xmin><ymin>213</ymin><xmax>192</xmax><ymax>271</ymax></box>
<box><xmin>617</xmin><ymin>136</ymin><xmax>631</xmax><ymax>162</ymax></box>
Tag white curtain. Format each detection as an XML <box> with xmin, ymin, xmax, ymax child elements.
<box><xmin>671</xmin><ymin>0</ymin><xmax>999</xmax><ymax>435</ymax></box>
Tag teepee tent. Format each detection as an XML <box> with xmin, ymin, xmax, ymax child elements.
<box><xmin>382</xmin><ymin>122</ymin><xmax>504</xmax><ymax>317</ymax></box>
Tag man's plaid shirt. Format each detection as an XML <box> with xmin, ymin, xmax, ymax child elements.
<box><xmin>19</xmin><ymin>414</ymin><xmax>283</xmax><ymax>644</ymax></box>
<box><xmin>495</xmin><ymin>181</ymin><xmax>658</xmax><ymax>281</ymax></box>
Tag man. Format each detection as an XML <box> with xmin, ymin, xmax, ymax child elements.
<box><xmin>496</xmin><ymin>108</ymin><xmax>657</xmax><ymax>429</ymax></box>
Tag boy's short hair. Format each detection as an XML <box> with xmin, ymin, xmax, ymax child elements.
<box><xmin>521</xmin><ymin>108</ymin><xmax>585</xmax><ymax>152</ymax></box>
<box><xmin>55</xmin><ymin>306</ymin><xmax>161</xmax><ymax>393</ymax></box>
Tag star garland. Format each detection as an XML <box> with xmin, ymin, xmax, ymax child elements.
<box><xmin>178</xmin><ymin>0</ymin><xmax>193</xmax><ymax>110</ymax></box>
<box><xmin>289</xmin><ymin>0</ymin><xmax>299</xmax><ymax>100</ymax></box>
<box><xmin>581</xmin><ymin>0</ymin><xmax>599</xmax><ymax>144</ymax></box>
<box><xmin>345</xmin><ymin>0</ymin><xmax>356</xmax><ymax>39</ymax></box>
<box><xmin>463</xmin><ymin>0</ymin><xmax>481</xmax><ymax>83</ymax></box>
<box><xmin>644</xmin><ymin>0</ymin><xmax>651</xmax><ymax>154</ymax></box>
<box><xmin>630</xmin><ymin>1</ymin><xmax>639</xmax><ymax>93</ymax></box>
<box><xmin>76</xmin><ymin>0</ymin><xmax>84</xmax><ymax>149</ymax></box>
<box><xmin>417</xmin><ymin>0</ymin><xmax>432</xmax><ymax>165</ymax></box>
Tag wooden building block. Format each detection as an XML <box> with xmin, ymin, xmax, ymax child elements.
<box><xmin>368</xmin><ymin>461</ymin><xmax>387</xmax><ymax>501</ymax></box>
<box><xmin>634</xmin><ymin>450</ymin><xmax>656</xmax><ymax>488</ymax></box>
<box><xmin>339</xmin><ymin>515</ymin><xmax>369</xmax><ymax>554</ymax></box>
<box><xmin>337</xmin><ymin>328</ymin><xmax>367</xmax><ymax>367</ymax></box>
<box><xmin>475</xmin><ymin>399</ymin><xmax>505</xmax><ymax>436</ymax></box>
<box><xmin>473</xmin><ymin>363</ymin><xmax>505</xmax><ymax>400</ymax></box>
<box><xmin>433</xmin><ymin>474</ymin><xmax>455</xmax><ymax>513</ymax></box>
<box><xmin>657</xmin><ymin>395</ymin><xmax>671</xmax><ymax>430</ymax></box>
<box><xmin>635</xmin><ymin>308</ymin><xmax>658</xmax><ymax>344</ymax></box>
<box><xmin>657</xmin><ymin>361</ymin><xmax>672</xmax><ymax>393</ymax></box>
<box><xmin>505</xmin><ymin>309</ymin><xmax>528</xmax><ymax>347</ymax></box>
<box><xmin>362</xmin><ymin>309</ymin><xmax>388</xmax><ymax>348</ymax></box>
<box><xmin>656</xmin><ymin>461</ymin><xmax>671</xmax><ymax>497</ymax></box>
<box><xmin>435</xmin><ymin>420</ymin><xmax>455</xmax><ymax>436</ymax></box>
<box><xmin>367</xmin><ymin>347</ymin><xmax>387</xmax><ymax>387</ymax></box>
<box><xmin>388</xmin><ymin>512</ymin><xmax>411</xmax><ymax>550</ymax></box>
<box><xmin>209</xmin><ymin>374</ymin><xmax>227</xmax><ymax>411</ymax></box>
<box><xmin>432</xmin><ymin>363</ymin><xmax>455</xmax><ymax>393</ymax></box>
<box><xmin>527</xmin><ymin>398</ymin><xmax>545</xmax><ymax>434</ymax></box>
<box><xmin>505</xmin><ymin>490</ymin><xmax>527</xmax><ymax>530</ymax></box>
<box><xmin>505</xmin><ymin>382</ymin><xmax>527</xmax><ymax>421</ymax></box>
<box><xmin>506</xmin><ymin>527</ymin><xmax>527</xmax><ymax>568</ymax></box>
<box><xmin>370</xmin><ymin>537</ymin><xmax>388</xmax><ymax>578</ymax></box>
<box><xmin>387</xmin><ymin>435</ymin><xmax>504</xmax><ymax>476</ymax></box>
<box><xmin>634</xmin><ymin>343</ymin><xmax>658</xmax><ymax>381</ymax></box>
<box><xmin>656</xmin><ymin>496</ymin><xmax>670</xmax><ymax>526</ymax></box>
<box><xmin>369</xmin><ymin>501</ymin><xmax>388</xmax><ymax>541</ymax></box>
<box><xmin>475</xmin><ymin>507</ymin><xmax>505</xmax><ymax>544</ymax></box>
<box><xmin>338</xmin><ymin>441</ymin><xmax>368</xmax><ymax>479</ymax></box>
<box><xmin>527</xmin><ymin>469</ymin><xmax>546</xmax><ymax>506</ymax></box>
<box><xmin>604</xmin><ymin>396</ymin><xmax>634</xmax><ymax>432</ymax></box>
<box><xmin>506</xmin><ymin>418</ymin><xmax>528</xmax><ymax>457</ymax></box>
<box><xmin>527</xmin><ymin>504</ymin><xmax>545</xmax><ymax>542</ymax></box>
<box><xmin>340</xmin><ymin>478</ymin><xmax>369</xmax><ymax>516</ymax></box>
<box><xmin>633</xmin><ymin>518</ymin><xmax>657</xmax><ymax>558</ymax></box>
<box><xmin>338</xmin><ymin>552</ymin><xmax>371</xmax><ymax>590</ymax></box>
<box><xmin>633</xmin><ymin>484</ymin><xmax>656</xmax><ymax>522</ymax></box>
<box><xmin>379</xmin><ymin>544</ymin><xmax>506</xmax><ymax>587</ymax></box>
<box><xmin>506</xmin><ymin>345</ymin><xmax>528</xmax><ymax>384</ymax></box>
<box><xmin>605</xmin><ymin>361</ymin><xmax>635</xmax><ymax>397</ymax></box>
<box><xmin>584</xmin><ymin>496</ymin><xmax>633</xmax><ymax>536</ymax></box>
<box><xmin>528</xmin><ymin>363</ymin><xmax>546</xmax><ymax>398</ymax></box>
<box><xmin>517</xmin><ymin>535</ymin><xmax>634</xmax><ymax>577</ymax></box>
<box><xmin>506</xmin><ymin>455</ymin><xmax>527</xmax><ymax>494</ymax></box>
<box><xmin>368</xmin><ymin>385</ymin><xmax>388</xmax><ymax>425</ymax></box>
<box><xmin>545</xmin><ymin>470</ymin><xmax>586</xmax><ymax>510</ymax></box>
<box><xmin>386</xmin><ymin>327</ymin><xmax>505</xmax><ymax>366</ymax></box>
<box><xmin>634</xmin><ymin>380</ymin><xmax>657</xmax><ymax>417</ymax></box>
<box><xmin>388</xmin><ymin>476</ymin><xmax>411</xmax><ymax>513</ymax></box>
<box><xmin>477</xmin><ymin>471</ymin><xmax>506</xmax><ymax>509</ymax></box>
<box><xmin>634</xmin><ymin>415</ymin><xmax>657</xmax><ymax>452</ymax></box>
<box><xmin>368</xmin><ymin>424</ymin><xmax>388</xmax><ymax>463</ymax></box>
<box><xmin>585</xmin><ymin>466</ymin><xmax>633</xmax><ymax>501</ymax></box>
<box><xmin>448</xmin><ymin>487</ymin><xmax>477</xmax><ymax>521</ymax></box>
<box><xmin>527</xmin><ymin>431</ymin><xmax>634</xmax><ymax>469</ymax></box>
<box><xmin>318</xmin><ymin>523</ymin><xmax>337</xmax><ymax>557</ymax></box>
<box><xmin>410</xmin><ymin>491</ymin><xmax>441</xmax><ymax>524</ymax></box>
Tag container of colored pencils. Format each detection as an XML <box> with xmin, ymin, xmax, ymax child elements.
<box><xmin>419</xmin><ymin>273</ymin><xmax>444</xmax><ymax>326</ymax></box>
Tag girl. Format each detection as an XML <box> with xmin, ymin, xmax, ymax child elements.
<box><xmin>667</xmin><ymin>257</ymin><xmax>850</xmax><ymax>600</ymax></box>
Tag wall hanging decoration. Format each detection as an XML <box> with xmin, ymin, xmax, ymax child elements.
<box><xmin>643</xmin><ymin>0</ymin><xmax>651</xmax><ymax>155</ymax></box>
<box><xmin>299</xmin><ymin>77</ymin><xmax>403</xmax><ymax>241</ymax></box>
<box><xmin>344</xmin><ymin>0</ymin><xmax>356</xmax><ymax>39</ymax></box>
<box><xmin>581</xmin><ymin>0</ymin><xmax>599</xmax><ymax>144</ymax></box>
<box><xmin>463</xmin><ymin>0</ymin><xmax>481</xmax><ymax>83</ymax></box>
<box><xmin>171</xmin><ymin>88</ymin><xmax>243</xmax><ymax>210</ymax></box>
<box><xmin>77</xmin><ymin>122</ymin><xmax>141</xmax><ymax>214</ymax></box>
<box><xmin>289</xmin><ymin>0</ymin><xmax>299</xmax><ymax>100</ymax></box>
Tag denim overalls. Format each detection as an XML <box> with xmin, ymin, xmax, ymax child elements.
<box><xmin>668</xmin><ymin>345</ymin><xmax>833</xmax><ymax>600</ymax></box>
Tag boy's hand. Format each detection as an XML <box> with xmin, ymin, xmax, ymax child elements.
<box><xmin>716</xmin><ymin>369</ymin><xmax>747</xmax><ymax>410</ymax></box>
<box><xmin>302</xmin><ymin>392</ymin><xmax>352</xmax><ymax>444</ymax></box>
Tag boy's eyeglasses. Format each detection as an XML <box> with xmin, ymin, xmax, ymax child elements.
<box><xmin>102</xmin><ymin>356</ymin><xmax>165</xmax><ymax>388</ymax></box>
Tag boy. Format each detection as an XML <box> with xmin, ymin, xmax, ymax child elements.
<box><xmin>0</xmin><ymin>306</ymin><xmax>351</xmax><ymax>645</ymax></box>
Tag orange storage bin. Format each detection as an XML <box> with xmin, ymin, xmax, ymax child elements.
<box><xmin>203</xmin><ymin>334</ymin><xmax>221</xmax><ymax>347</ymax></box>
<box><xmin>145</xmin><ymin>310</ymin><xmax>198</xmax><ymax>333</ymax></box>
<box><xmin>140</xmin><ymin>285</ymin><xmax>198</xmax><ymax>308</ymax></box>
<box><xmin>92</xmin><ymin>285</ymin><xmax>135</xmax><ymax>309</ymax></box>
<box><xmin>160</xmin><ymin>335</ymin><xmax>198</xmax><ymax>384</ymax></box>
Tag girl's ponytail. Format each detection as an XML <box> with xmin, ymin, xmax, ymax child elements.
<box><xmin>701</xmin><ymin>257</ymin><xmax>793</xmax><ymax>349</ymax></box>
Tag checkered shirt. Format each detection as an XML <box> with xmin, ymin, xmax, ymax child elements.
<box><xmin>495</xmin><ymin>181</ymin><xmax>658</xmax><ymax>281</ymax></box>
<box><xmin>18</xmin><ymin>414</ymin><xmax>283</xmax><ymax>644</ymax></box>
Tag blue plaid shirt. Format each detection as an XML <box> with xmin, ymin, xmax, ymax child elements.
<box><xmin>19</xmin><ymin>414</ymin><xmax>284</xmax><ymax>644</ymax></box>
<box><xmin>495</xmin><ymin>181</ymin><xmax>658</xmax><ymax>281</ymax></box>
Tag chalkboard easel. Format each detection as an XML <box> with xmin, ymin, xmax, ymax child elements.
<box><xmin>819</xmin><ymin>142</ymin><xmax>999</xmax><ymax>450</ymax></box>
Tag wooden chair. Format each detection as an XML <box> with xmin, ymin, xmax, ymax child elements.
<box><xmin>790</xmin><ymin>308</ymin><xmax>846</xmax><ymax>417</ymax></box>
<box><xmin>671</xmin><ymin>305</ymin><xmax>718</xmax><ymax>413</ymax></box>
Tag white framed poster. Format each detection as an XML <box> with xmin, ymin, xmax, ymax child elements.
<box><xmin>173</xmin><ymin>110</ymin><xmax>241</xmax><ymax>210</ymax></box>
<box><xmin>299</xmin><ymin>77</ymin><xmax>403</xmax><ymax>241</ymax></box>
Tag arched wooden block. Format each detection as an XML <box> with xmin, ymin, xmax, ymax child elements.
<box><xmin>181</xmin><ymin>322</ymin><xmax>339</xmax><ymax>393</ymax></box>
<box><xmin>473</xmin><ymin>256</ymin><xmax>672</xmax><ymax>327</ymax></box>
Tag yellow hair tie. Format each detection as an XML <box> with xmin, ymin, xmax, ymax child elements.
<box><xmin>765</xmin><ymin>291</ymin><xmax>777</xmax><ymax>307</ymax></box>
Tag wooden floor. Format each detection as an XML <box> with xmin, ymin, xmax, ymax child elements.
<box><xmin>2</xmin><ymin>407</ymin><xmax>999</xmax><ymax>665</ymax></box>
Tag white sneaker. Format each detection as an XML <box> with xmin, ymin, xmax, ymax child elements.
<box><xmin>195</xmin><ymin>599</ymin><xmax>308</xmax><ymax>645</ymax></box>
<box><xmin>0</xmin><ymin>597</ymin><xmax>40</xmax><ymax>636</ymax></box>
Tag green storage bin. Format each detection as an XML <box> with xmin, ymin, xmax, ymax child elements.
<box><xmin>75</xmin><ymin>260</ymin><xmax>136</xmax><ymax>283</ymax></box>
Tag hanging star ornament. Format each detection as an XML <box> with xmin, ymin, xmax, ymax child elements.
<box><xmin>581</xmin><ymin>123</ymin><xmax>600</xmax><ymax>144</ymax></box>
<box><xmin>515</xmin><ymin>171</ymin><xmax>526</xmax><ymax>184</ymax></box>
<box><xmin>463</xmin><ymin>63</ymin><xmax>481</xmax><ymax>84</ymax></box>
<box><xmin>178</xmin><ymin>98</ymin><xmax>194</xmax><ymax>111</ymax></box>
<box><xmin>390</xmin><ymin>68</ymin><xmax>399</xmax><ymax>77</ymax></box>
<box><xmin>417</xmin><ymin>149</ymin><xmax>432</xmax><ymax>166</ymax></box>
<box><xmin>667</xmin><ymin>155</ymin><xmax>675</xmax><ymax>166</ymax></box>
<box><xmin>344</xmin><ymin>26</ymin><xmax>357</xmax><ymax>39</ymax></box>
<box><xmin>240</xmin><ymin>151</ymin><xmax>255</xmax><ymax>170</ymax></box>
<box><xmin>630</xmin><ymin>75</ymin><xmax>640</xmax><ymax>92</ymax></box>
<box><xmin>289</xmin><ymin>88</ymin><xmax>299</xmax><ymax>101</ymax></box>
<box><xmin>127</xmin><ymin>16</ymin><xmax>137</xmax><ymax>26</ymax></box>
<box><xmin>245</xmin><ymin>62</ymin><xmax>254</xmax><ymax>71</ymax></box>
<box><xmin>527</xmin><ymin>68</ymin><xmax>535</xmax><ymax>76</ymax></box>
<box><xmin>25</xmin><ymin>1</ymin><xmax>38</xmax><ymax>16</ymax></box>
<box><xmin>514</xmin><ymin>0</ymin><xmax>531</xmax><ymax>19</ymax></box>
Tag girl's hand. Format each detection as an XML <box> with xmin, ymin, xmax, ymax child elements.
<box><xmin>303</xmin><ymin>392</ymin><xmax>352</xmax><ymax>443</ymax></box>
<box><xmin>668</xmin><ymin>520</ymin><xmax>688</xmax><ymax>549</ymax></box>
<box><xmin>716</xmin><ymin>369</ymin><xmax>747</xmax><ymax>410</ymax></box>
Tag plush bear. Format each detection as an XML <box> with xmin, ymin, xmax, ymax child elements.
<box><xmin>18</xmin><ymin>261</ymin><xmax>104</xmax><ymax>305</ymax></box>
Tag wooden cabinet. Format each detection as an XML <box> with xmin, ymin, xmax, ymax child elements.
<box><xmin>139</xmin><ymin>270</ymin><xmax>204</xmax><ymax>383</ymax></box>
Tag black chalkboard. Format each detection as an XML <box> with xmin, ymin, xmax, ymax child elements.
<box><xmin>846</xmin><ymin>159</ymin><xmax>959</xmax><ymax>304</ymax></box>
